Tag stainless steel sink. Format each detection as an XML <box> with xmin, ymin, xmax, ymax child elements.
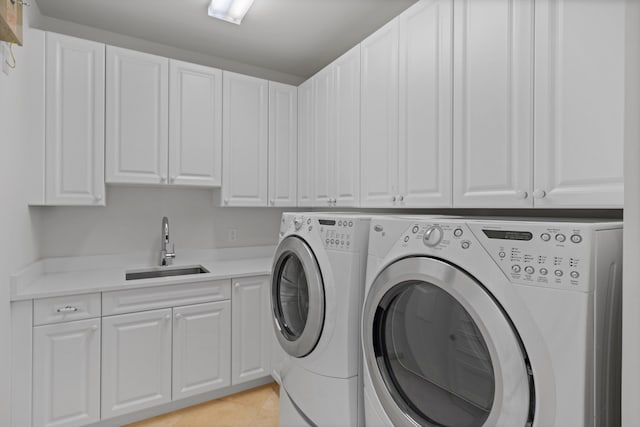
<box><xmin>125</xmin><ymin>265</ymin><xmax>209</xmax><ymax>281</ymax></box>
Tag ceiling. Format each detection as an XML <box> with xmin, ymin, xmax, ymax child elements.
<box><xmin>35</xmin><ymin>0</ymin><xmax>418</xmax><ymax>80</ymax></box>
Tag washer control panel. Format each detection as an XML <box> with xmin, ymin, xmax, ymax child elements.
<box><xmin>281</xmin><ymin>215</ymin><xmax>360</xmax><ymax>252</ymax></box>
<box><xmin>319</xmin><ymin>217</ymin><xmax>357</xmax><ymax>251</ymax></box>
<box><xmin>468</xmin><ymin>222</ymin><xmax>591</xmax><ymax>292</ymax></box>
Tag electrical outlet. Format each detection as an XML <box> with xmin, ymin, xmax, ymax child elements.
<box><xmin>228</xmin><ymin>228</ymin><xmax>238</xmax><ymax>242</ymax></box>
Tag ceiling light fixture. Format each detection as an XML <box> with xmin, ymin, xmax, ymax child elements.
<box><xmin>208</xmin><ymin>0</ymin><xmax>255</xmax><ymax>25</ymax></box>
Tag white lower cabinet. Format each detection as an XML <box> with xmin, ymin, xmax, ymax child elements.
<box><xmin>173</xmin><ymin>301</ymin><xmax>231</xmax><ymax>399</ymax></box>
<box><xmin>232</xmin><ymin>276</ymin><xmax>271</xmax><ymax>385</ymax></box>
<box><xmin>33</xmin><ymin>318</ymin><xmax>101</xmax><ymax>427</ymax></box>
<box><xmin>101</xmin><ymin>308</ymin><xmax>173</xmax><ymax>419</ymax></box>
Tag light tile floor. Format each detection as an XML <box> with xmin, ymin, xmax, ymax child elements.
<box><xmin>126</xmin><ymin>383</ymin><xmax>280</xmax><ymax>427</ymax></box>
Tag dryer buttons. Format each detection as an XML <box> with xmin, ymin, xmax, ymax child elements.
<box><xmin>555</xmin><ymin>234</ymin><xmax>566</xmax><ymax>243</ymax></box>
<box><xmin>460</xmin><ymin>241</ymin><xmax>471</xmax><ymax>250</ymax></box>
<box><xmin>570</xmin><ymin>234</ymin><xmax>582</xmax><ymax>244</ymax></box>
<box><xmin>524</xmin><ymin>266</ymin><xmax>535</xmax><ymax>275</ymax></box>
<box><xmin>453</xmin><ymin>228</ymin><xmax>464</xmax><ymax>237</ymax></box>
<box><xmin>541</xmin><ymin>233</ymin><xmax>551</xmax><ymax>241</ymax></box>
<box><xmin>512</xmin><ymin>265</ymin><xmax>522</xmax><ymax>273</ymax></box>
<box><xmin>539</xmin><ymin>268</ymin><xmax>549</xmax><ymax>276</ymax></box>
<box><xmin>412</xmin><ymin>225</ymin><xmax>419</xmax><ymax>234</ymax></box>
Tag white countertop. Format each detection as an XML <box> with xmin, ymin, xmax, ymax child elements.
<box><xmin>11</xmin><ymin>246</ymin><xmax>275</xmax><ymax>301</ymax></box>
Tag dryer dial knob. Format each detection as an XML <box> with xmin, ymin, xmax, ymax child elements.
<box><xmin>423</xmin><ymin>226</ymin><xmax>444</xmax><ymax>247</ymax></box>
<box><xmin>293</xmin><ymin>217</ymin><xmax>304</xmax><ymax>230</ymax></box>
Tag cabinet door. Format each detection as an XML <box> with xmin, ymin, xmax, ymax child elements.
<box><xmin>45</xmin><ymin>33</ymin><xmax>105</xmax><ymax>206</ymax></box>
<box><xmin>33</xmin><ymin>318</ymin><xmax>100</xmax><ymax>427</ymax></box>
<box><xmin>533</xmin><ymin>0</ymin><xmax>624</xmax><ymax>208</ymax></box>
<box><xmin>360</xmin><ymin>18</ymin><xmax>400</xmax><ymax>208</ymax></box>
<box><xmin>268</xmin><ymin>82</ymin><xmax>298</xmax><ymax>207</ymax></box>
<box><xmin>222</xmin><ymin>72</ymin><xmax>269</xmax><ymax>206</ymax></box>
<box><xmin>232</xmin><ymin>276</ymin><xmax>271</xmax><ymax>385</ymax></box>
<box><xmin>333</xmin><ymin>45</ymin><xmax>361</xmax><ymax>207</ymax></box>
<box><xmin>106</xmin><ymin>46</ymin><xmax>169</xmax><ymax>185</ymax></box>
<box><xmin>453</xmin><ymin>0</ymin><xmax>533</xmax><ymax>208</ymax></box>
<box><xmin>102</xmin><ymin>309</ymin><xmax>172</xmax><ymax>419</ymax></box>
<box><xmin>297</xmin><ymin>78</ymin><xmax>314</xmax><ymax>207</ymax></box>
<box><xmin>312</xmin><ymin>66</ymin><xmax>334</xmax><ymax>207</ymax></box>
<box><xmin>398</xmin><ymin>0</ymin><xmax>452</xmax><ymax>208</ymax></box>
<box><xmin>169</xmin><ymin>60</ymin><xmax>222</xmax><ymax>187</ymax></box>
<box><xmin>173</xmin><ymin>301</ymin><xmax>231</xmax><ymax>399</ymax></box>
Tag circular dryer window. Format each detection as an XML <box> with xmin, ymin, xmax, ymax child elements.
<box><xmin>272</xmin><ymin>236</ymin><xmax>325</xmax><ymax>358</ymax></box>
<box><xmin>363</xmin><ymin>257</ymin><xmax>534</xmax><ymax>427</ymax></box>
<box><xmin>275</xmin><ymin>254</ymin><xmax>310</xmax><ymax>339</ymax></box>
<box><xmin>376</xmin><ymin>282</ymin><xmax>495</xmax><ymax>426</ymax></box>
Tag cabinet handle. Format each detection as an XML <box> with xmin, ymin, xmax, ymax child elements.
<box><xmin>392</xmin><ymin>196</ymin><xmax>396</xmax><ymax>202</ymax></box>
<box><xmin>270</xmin><ymin>199</ymin><xmax>275</xmax><ymax>205</ymax></box>
<box><xmin>533</xmin><ymin>189</ymin><xmax>547</xmax><ymax>199</ymax></box>
<box><xmin>515</xmin><ymin>190</ymin><xmax>528</xmax><ymax>200</ymax></box>
<box><xmin>160</xmin><ymin>176</ymin><xmax>167</xmax><ymax>183</ymax></box>
<box><xmin>56</xmin><ymin>306</ymin><xmax>78</xmax><ymax>313</ymax></box>
<box><xmin>164</xmin><ymin>314</ymin><xmax>171</xmax><ymax>321</ymax></box>
<box><xmin>398</xmin><ymin>195</ymin><xmax>404</xmax><ymax>202</ymax></box>
<box><xmin>93</xmin><ymin>194</ymin><xmax>102</xmax><ymax>202</ymax></box>
<box><xmin>224</xmin><ymin>199</ymin><xmax>229</xmax><ymax>205</ymax></box>
<box><xmin>234</xmin><ymin>282</ymin><xmax>240</xmax><ymax>288</ymax></box>
<box><xmin>91</xmin><ymin>325</ymin><xmax>98</xmax><ymax>332</ymax></box>
<box><xmin>170</xmin><ymin>176</ymin><xmax>176</xmax><ymax>183</ymax></box>
<box><xmin>175</xmin><ymin>313</ymin><xmax>183</xmax><ymax>320</ymax></box>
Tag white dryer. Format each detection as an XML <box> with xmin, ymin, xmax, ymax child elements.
<box><xmin>362</xmin><ymin>216</ymin><xmax>622</xmax><ymax>427</ymax></box>
<box><xmin>271</xmin><ymin>213</ymin><xmax>371</xmax><ymax>426</ymax></box>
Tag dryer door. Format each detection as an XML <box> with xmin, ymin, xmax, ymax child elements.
<box><xmin>271</xmin><ymin>236</ymin><xmax>325</xmax><ymax>358</ymax></box>
<box><xmin>362</xmin><ymin>257</ymin><xmax>534</xmax><ymax>427</ymax></box>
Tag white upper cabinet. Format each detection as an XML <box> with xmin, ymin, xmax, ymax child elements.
<box><xmin>169</xmin><ymin>60</ymin><xmax>223</xmax><ymax>187</ymax></box>
<box><xmin>173</xmin><ymin>301</ymin><xmax>231</xmax><ymax>399</ymax></box>
<box><xmin>398</xmin><ymin>0</ymin><xmax>453</xmax><ymax>208</ymax></box>
<box><xmin>333</xmin><ymin>45</ymin><xmax>361</xmax><ymax>207</ymax></box>
<box><xmin>453</xmin><ymin>0</ymin><xmax>534</xmax><ymax>208</ymax></box>
<box><xmin>309</xmin><ymin>45</ymin><xmax>361</xmax><ymax>208</ymax></box>
<box><xmin>312</xmin><ymin>66</ymin><xmax>334</xmax><ymax>206</ymax></box>
<box><xmin>106</xmin><ymin>46</ymin><xmax>169</xmax><ymax>185</ymax></box>
<box><xmin>360</xmin><ymin>18</ymin><xmax>400</xmax><ymax>208</ymax></box>
<box><xmin>268</xmin><ymin>82</ymin><xmax>298</xmax><ymax>207</ymax></box>
<box><xmin>44</xmin><ymin>32</ymin><xmax>106</xmax><ymax>206</ymax></box>
<box><xmin>297</xmin><ymin>78</ymin><xmax>314</xmax><ymax>207</ymax></box>
<box><xmin>222</xmin><ymin>71</ymin><xmax>269</xmax><ymax>207</ymax></box>
<box><xmin>533</xmin><ymin>0</ymin><xmax>624</xmax><ymax>208</ymax></box>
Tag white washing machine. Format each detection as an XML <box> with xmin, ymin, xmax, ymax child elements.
<box><xmin>362</xmin><ymin>216</ymin><xmax>622</xmax><ymax>427</ymax></box>
<box><xmin>271</xmin><ymin>213</ymin><xmax>371</xmax><ymax>426</ymax></box>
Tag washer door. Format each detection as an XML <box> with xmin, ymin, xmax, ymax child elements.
<box><xmin>362</xmin><ymin>257</ymin><xmax>534</xmax><ymax>427</ymax></box>
<box><xmin>271</xmin><ymin>236</ymin><xmax>325</xmax><ymax>358</ymax></box>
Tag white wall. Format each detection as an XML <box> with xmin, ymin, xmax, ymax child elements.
<box><xmin>0</xmin><ymin>6</ymin><xmax>45</xmax><ymax>425</ymax></box>
<box><xmin>37</xmin><ymin>186</ymin><xmax>285</xmax><ymax>258</ymax></box>
<box><xmin>622</xmin><ymin>0</ymin><xmax>640</xmax><ymax>424</ymax></box>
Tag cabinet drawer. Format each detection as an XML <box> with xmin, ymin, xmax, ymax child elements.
<box><xmin>34</xmin><ymin>293</ymin><xmax>101</xmax><ymax>326</ymax></box>
<box><xmin>102</xmin><ymin>280</ymin><xmax>231</xmax><ymax>316</ymax></box>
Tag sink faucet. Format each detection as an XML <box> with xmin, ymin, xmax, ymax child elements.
<box><xmin>160</xmin><ymin>216</ymin><xmax>176</xmax><ymax>266</ymax></box>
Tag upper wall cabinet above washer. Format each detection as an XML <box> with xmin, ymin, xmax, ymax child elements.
<box><xmin>30</xmin><ymin>31</ymin><xmax>106</xmax><ymax>206</ymax></box>
<box><xmin>302</xmin><ymin>45</ymin><xmax>361</xmax><ymax>208</ymax></box>
<box><xmin>361</xmin><ymin>0</ymin><xmax>453</xmax><ymax>209</ymax></box>
<box><xmin>533</xmin><ymin>0</ymin><xmax>624</xmax><ymax>208</ymax></box>
<box><xmin>452</xmin><ymin>0</ymin><xmax>534</xmax><ymax>208</ymax></box>
<box><xmin>105</xmin><ymin>48</ymin><xmax>223</xmax><ymax>188</ymax></box>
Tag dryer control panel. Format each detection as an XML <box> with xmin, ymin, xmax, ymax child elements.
<box><xmin>467</xmin><ymin>222</ymin><xmax>592</xmax><ymax>292</ymax></box>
